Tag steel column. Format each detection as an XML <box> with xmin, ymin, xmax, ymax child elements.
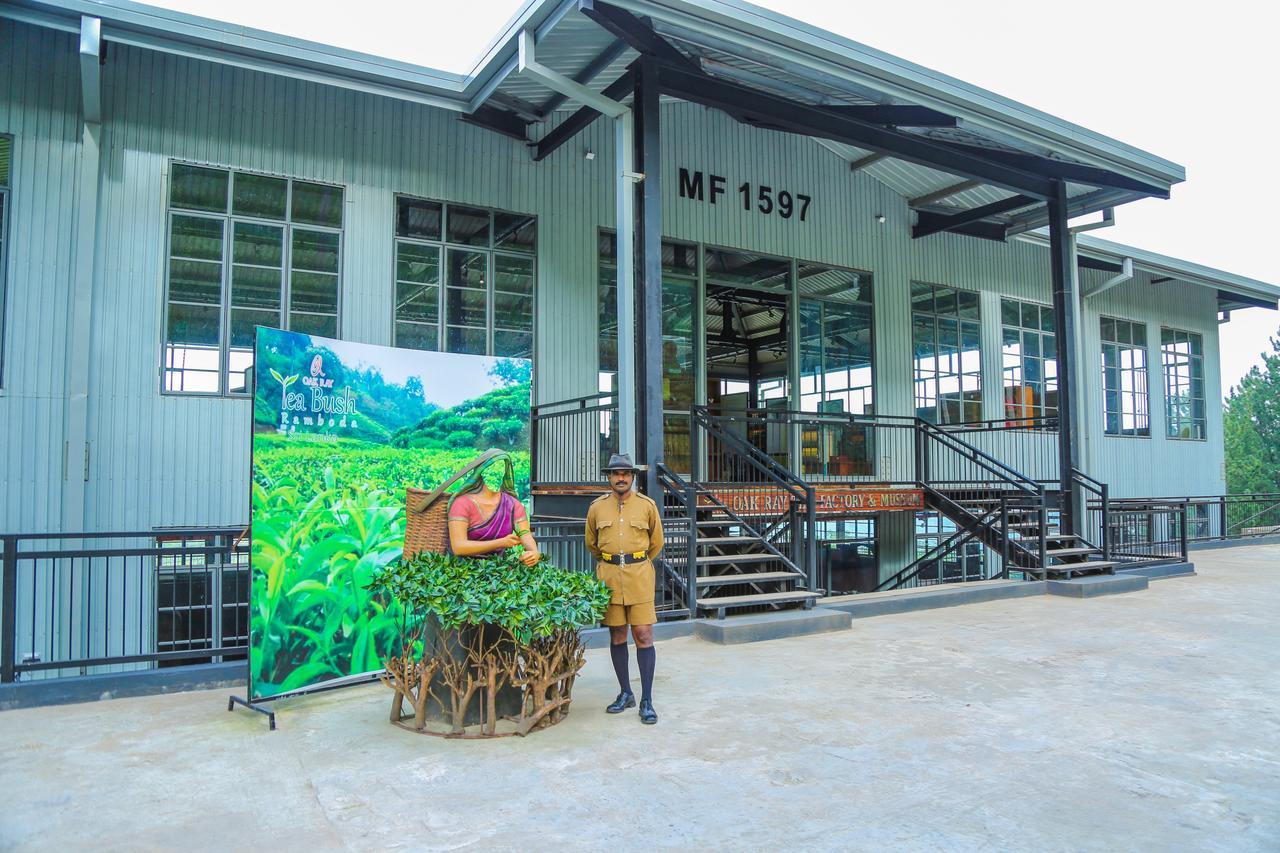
<box><xmin>633</xmin><ymin>61</ymin><xmax>664</xmax><ymax>498</ymax></box>
<box><xmin>1</xmin><ymin>536</ymin><xmax>16</xmax><ymax>683</ymax></box>
<box><xmin>1048</xmin><ymin>180</ymin><xmax>1082</xmax><ymax>534</ymax></box>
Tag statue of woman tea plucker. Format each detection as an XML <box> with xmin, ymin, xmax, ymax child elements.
<box><xmin>445</xmin><ymin>454</ymin><xmax>540</xmax><ymax>564</ymax></box>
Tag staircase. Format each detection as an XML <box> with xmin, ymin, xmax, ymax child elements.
<box><xmin>657</xmin><ymin>463</ymin><xmax>819</xmax><ymax>619</ymax></box>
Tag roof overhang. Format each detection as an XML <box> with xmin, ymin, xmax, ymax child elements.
<box><xmin>5</xmin><ymin>0</ymin><xmax>1192</xmax><ymax>238</ymax></box>
<box><xmin>1018</xmin><ymin>232</ymin><xmax>1280</xmax><ymax>313</ymax></box>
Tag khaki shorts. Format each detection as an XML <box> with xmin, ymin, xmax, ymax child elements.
<box><xmin>603</xmin><ymin>601</ymin><xmax>657</xmax><ymax>627</ymax></box>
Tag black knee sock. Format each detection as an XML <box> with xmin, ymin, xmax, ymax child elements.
<box><xmin>636</xmin><ymin>645</ymin><xmax>655</xmax><ymax>703</ymax></box>
<box><xmin>610</xmin><ymin>642</ymin><xmax>630</xmax><ymax>694</ymax></box>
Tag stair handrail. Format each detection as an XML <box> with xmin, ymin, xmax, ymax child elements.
<box><xmin>692</xmin><ymin>405</ymin><xmax>818</xmax><ymax>587</ymax></box>
<box><xmin>922</xmin><ymin>486</ymin><xmax>1044</xmax><ymax>570</ymax></box>
<box><xmin>914</xmin><ymin>418</ymin><xmax>1044</xmax><ymax>498</ymax></box>
<box><xmin>1070</xmin><ymin>467</ymin><xmax>1110</xmax><ymax>559</ymax></box>
<box><xmin>874</xmin><ymin>509</ymin><xmax>999</xmax><ymax>592</ymax></box>
<box><xmin>654</xmin><ymin>462</ymin><xmax>697</xmax><ymax>615</ymax></box>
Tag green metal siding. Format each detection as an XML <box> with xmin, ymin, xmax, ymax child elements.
<box><xmin>0</xmin><ymin>20</ymin><xmax>1228</xmax><ymax>535</ymax></box>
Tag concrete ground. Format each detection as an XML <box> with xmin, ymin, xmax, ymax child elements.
<box><xmin>2</xmin><ymin>546</ymin><xmax>1277</xmax><ymax>852</ymax></box>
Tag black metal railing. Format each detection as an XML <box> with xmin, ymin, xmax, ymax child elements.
<box><xmin>531</xmin><ymin>392</ymin><xmax>618</xmax><ymax>485</ymax></box>
<box><xmin>692</xmin><ymin>406</ymin><xmax>818</xmax><ymax>588</ymax></box>
<box><xmin>1088</xmin><ymin>501</ymin><xmax>1189</xmax><ymax>564</ymax></box>
<box><xmin>945</xmin><ymin>417</ymin><xmax>1060</xmax><ymax>485</ymax></box>
<box><xmin>1</xmin><ymin>528</ymin><xmax>248</xmax><ymax>683</ymax></box>
<box><xmin>1072</xmin><ymin>468</ymin><xmax>1110</xmax><ymax>560</ymax></box>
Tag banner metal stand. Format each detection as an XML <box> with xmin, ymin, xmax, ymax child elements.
<box><xmin>226</xmin><ymin>671</ymin><xmax>384</xmax><ymax>731</ymax></box>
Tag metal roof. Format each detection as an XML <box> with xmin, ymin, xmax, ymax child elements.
<box><xmin>1016</xmin><ymin>232</ymin><xmax>1280</xmax><ymax>312</ymax></box>
<box><xmin>11</xmin><ymin>0</ymin><xmax>1271</xmax><ymax>302</ymax></box>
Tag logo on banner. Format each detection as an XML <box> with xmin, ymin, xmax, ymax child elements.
<box><xmin>269</xmin><ymin>353</ymin><xmax>358</xmax><ymax>433</ymax></box>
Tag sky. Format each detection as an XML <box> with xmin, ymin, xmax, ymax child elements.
<box><xmin>154</xmin><ymin>0</ymin><xmax>1280</xmax><ymax>397</ymax></box>
<box><xmin>324</xmin><ymin>338</ymin><xmax>507</xmax><ymax>408</ymax></box>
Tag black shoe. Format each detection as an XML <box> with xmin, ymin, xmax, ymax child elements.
<box><xmin>638</xmin><ymin>699</ymin><xmax>657</xmax><ymax>725</ymax></box>
<box><xmin>606</xmin><ymin>691</ymin><xmax>636</xmax><ymax>713</ymax></box>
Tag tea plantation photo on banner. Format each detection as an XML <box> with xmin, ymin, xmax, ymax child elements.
<box><xmin>249</xmin><ymin>326</ymin><xmax>532</xmax><ymax>700</ymax></box>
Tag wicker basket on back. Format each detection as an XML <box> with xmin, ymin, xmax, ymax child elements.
<box><xmin>403</xmin><ymin>448</ymin><xmax>510</xmax><ymax>560</ymax></box>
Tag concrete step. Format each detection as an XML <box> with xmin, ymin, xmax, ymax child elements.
<box><xmin>695</xmin><ymin>553</ymin><xmax>777</xmax><ymax>566</ymax></box>
<box><xmin>1045</xmin><ymin>560</ymin><xmax>1119</xmax><ymax>576</ymax></box>
<box><xmin>694</xmin><ymin>605</ymin><xmax>850</xmax><ymax>644</ymax></box>
<box><xmin>1046</xmin><ymin>573</ymin><xmax>1147</xmax><ymax>597</ymax></box>
<box><xmin>696</xmin><ymin>571</ymin><xmax>800</xmax><ymax>587</ymax></box>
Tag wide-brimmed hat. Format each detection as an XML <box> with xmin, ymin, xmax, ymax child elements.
<box><xmin>601</xmin><ymin>452</ymin><xmax>646</xmax><ymax>474</ymax></box>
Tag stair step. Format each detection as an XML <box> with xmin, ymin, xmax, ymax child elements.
<box><xmin>1046</xmin><ymin>560</ymin><xmax>1121</xmax><ymax>574</ymax></box>
<box><xmin>696</xmin><ymin>571</ymin><xmax>801</xmax><ymax>587</ymax></box>
<box><xmin>695</xmin><ymin>553</ymin><xmax>777</xmax><ymax>566</ymax></box>
<box><xmin>696</xmin><ymin>590</ymin><xmax>821</xmax><ymax>611</ymax></box>
<box><xmin>1046</xmin><ymin>547</ymin><xmax>1100</xmax><ymax>559</ymax></box>
<box><xmin>696</xmin><ymin>518</ymin><xmax>740</xmax><ymax>527</ymax></box>
<box><xmin>694</xmin><ymin>536</ymin><xmax>755</xmax><ymax>547</ymax></box>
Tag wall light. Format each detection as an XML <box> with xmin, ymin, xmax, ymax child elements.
<box><xmin>875</xmin><ymin>214</ymin><xmax>886</xmax><ymax>224</ymax></box>
<box><xmin>584</xmin><ymin>150</ymin><xmax>596</xmax><ymax>160</ymax></box>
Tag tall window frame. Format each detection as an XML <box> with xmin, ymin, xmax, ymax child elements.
<box><xmin>1000</xmin><ymin>298</ymin><xmax>1058</xmax><ymax>424</ymax></box>
<box><xmin>912</xmin><ymin>282</ymin><xmax>982</xmax><ymax>424</ymax></box>
<box><xmin>1101</xmin><ymin>316</ymin><xmax>1150</xmax><ymax>437</ymax></box>
<box><xmin>393</xmin><ymin>195</ymin><xmax>536</xmax><ymax>359</ymax></box>
<box><xmin>0</xmin><ymin>135</ymin><xmax>10</xmax><ymax>388</ymax></box>
<box><xmin>162</xmin><ymin>162</ymin><xmax>345</xmax><ymax>396</ymax></box>
<box><xmin>1161</xmin><ymin>327</ymin><xmax>1206</xmax><ymax>441</ymax></box>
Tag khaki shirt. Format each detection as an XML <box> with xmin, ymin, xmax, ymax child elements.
<box><xmin>585</xmin><ymin>491</ymin><xmax>664</xmax><ymax>605</ymax></box>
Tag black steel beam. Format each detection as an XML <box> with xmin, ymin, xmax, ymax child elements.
<box><xmin>1048</xmin><ymin>180</ymin><xmax>1082</xmax><ymax>535</ymax></box>
<box><xmin>1077</xmin><ymin>255</ymin><xmax>1124</xmax><ymax>273</ymax></box>
<box><xmin>537</xmin><ymin>37</ymin><xmax>629</xmax><ymax>116</ymax></box>
<box><xmin>912</xmin><ymin>194</ymin><xmax>1040</xmax><ymax>239</ymax></box>
<box><xmin>460</xmin><ymin>106</ymin><xmax>529</xmax><ymax>142</ymax></box>
<box><xmin>634</xmin><ymin>60</ymin><xmax>665</xmax><ymax>497</ymax></box>
<box><xmin>930</xmin><ymin>139</ymin><xmax>1171</xmax><ymax>198</ymax></box>
<box><xmin>653</xmin><ymin>62</ymin><xmax>1057</xmax><ymax>199</ymax></box>
<box><xmin>1218</xmin><ymin>290</ymin><xmax>1277</xmax><ymax>311</ymax></box>
<box><xmin>824</xmin><ymin>104</ymin><xmax>957</xmax><ymax>127</ymax></box>
<box><xmin>579</xmin><ymin>0</ymin><xmax>699</xmax><ymax>71</ymax></box>
<box><xmin>532</xmin><ymin>67</ymin><xmax>635</xmax><ymax>162</ymax></box>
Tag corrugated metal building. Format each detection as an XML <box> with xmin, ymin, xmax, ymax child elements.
<box><xmin>1</xmin><ymin>0</ymin><xmax>1278</xmax><ymax>644</ymax></box>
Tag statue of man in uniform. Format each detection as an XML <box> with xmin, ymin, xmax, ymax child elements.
<box><xmin>584</xmin><ymin>453</ymin><xmax>664</xmax><ymax>724</ymax></box>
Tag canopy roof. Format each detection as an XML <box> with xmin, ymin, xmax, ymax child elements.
<box><xmin>6</xmin><ymin>0</ymin><xmax>1274</xmax><ymax>308</ymax></box>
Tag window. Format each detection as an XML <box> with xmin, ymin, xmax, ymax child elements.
<box><xmin>912</xmin><ymin>283</ymin><xmax>981</xmax><ymax>424</ymax></box>
<box><xmin>1101</xmin><ymin>317</ymin><xmax>1150</xmax><ymax>436</ymax></box>
<box><xmin>1000</xmin><ymin>298</ymin><xmax>1057</xmax><ymax>424</ymax></box>
<box><xmin>163</xmin><ymin>163</ymin><xmax>343</xmax><ymax>395</ymax></box>
<box><xmin>0</xmin><ymin>135</ymin><xmax>10</xmax><ymax>387</ymax></box>
<box><xmin>393</xmin><ymin>197</ymin><xmax>535</xmax><ymax>358</ymax></box>
<box><xmin>1161</xmin><ymin>327</ymin><xmax>1206</xmax><ymax>440</ymax></box>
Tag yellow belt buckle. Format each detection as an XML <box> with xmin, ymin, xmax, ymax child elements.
<box><xmin>602</xmin><ymin>551</ymin><xmax>614</xmax><ymax>561</ymax></box>
<box><xmin>631</xmin><ymin>551</ymin><xmax>645</xmax><ymax>560</ymax></box>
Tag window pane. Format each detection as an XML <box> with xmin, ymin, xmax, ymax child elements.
<box><xmin>231</xmin><ymin>264</ymin><xmax>282</xmax><ymax>310</ymax></box>
<box><xmin>493</xmin><ymin>212</ymin><xmax>536</xmax><ymax>253</ymax></box>
<box><xmin>493</xmin><ymin>254</ymin><xmax>533</xmax><ymax>294</ymax></box>
<box><xmin>0</xmin><ymin>136</ymin><xmax>10</xmax><ymax>186</ymax></box>
<box><xmin>163</xmin><ymin>341</ymin><xmax>220</xmax><ymax>393</ymax></box>
<box><xmin>291</xmin><ymin>181</ymin><xmax>343</xmax><ymax>228</ymax></box>
<box><xmin>229</xmin><ymin>308</ymin><xmax>278</xmax><ymax>348</ymax></box>
<box><xmin>396</xmin><ymin>321</ymin><xmax>439</xmax><ymax>352</ymax></box>
<box><xmin>232</xmin><ymin>173</ymin><xmax>287</xmax><ymax>219</ymax></box>
<box><xmin>447</xmin><ymin>250</ymin><xmax>486</xmax><ymax>289</ymax></box>
<box><xmin>292</xmin><ymin>229</ymin><xmax>339</xmax><ymax>273</ymax></box>
<box><xmin>168</xmin><ymin>259</ymin><xmax>222</xmax><ymax>304</ymax></box>
<box><xmin>167</xmin><ymin>302</ymin><xmax>220</xmax><ymax>346</ymax></box>
<box><xmin>233</xmin><ymin>222</ymin><xmax>283</xmax><ymax>267</ymax></box>
<box><xmin>170</xmin><ymin>215</ymin><xmax>224</xmax><ymax>261</ymax></box>
<box><xmin>494</xmin><ymin>292</ymin><xmax>533</xmax><ymax>331</ymax></box>
<box><xmin>290</xmin><ymin>271</ymin><xmax>338</xmax><ymax>314</ymax></box>
<box><xmin>956</xmin><ymin>289</ymin><xmax>979</xmax><ymax>320</ymax></box>
<box><xmin>447</xmin><ymin>206</ymin><xmax>490</xmax><ymax>246</ymax></box>
<box><xmin>290</xmin><ymin>312</ymin><xmax>336</xmax><ymax>338</ymax></box>
<box><xmin>1001</xmin><ymin>299</ymin><xmax>1019</xmax><ymax>327</ymax></box>
<box><xmin>396</xmin><ymin>197</ymin><xmax>442</xmax><ymax>240</ymax></box>
<box><xmin>170</xmin><ymin>164</ymin><xmax>227</xmax><ymax>212</ymax></box>
<box><xmin>494</xmin><ymin>330</ymin><xmax>532</xmax><ymax>358</ymax></box>
<box><xmin>446</xmin><ymin>325</ymin><xmax>486</xmax><ymax>354</ymax></box>
<box><xmin>397</xmin><ymin>282</ymin><xmax>439</xmax><ymax>325</ymax></box>
<box><xmin>396</xmin><ymin>242</ymin><xmax>439</xmax><ymax>284</ymax></box>
<box><xmin>445</xmin><ymin>286</ymin><xmax>486</xmax><ymax>327</ymax></box>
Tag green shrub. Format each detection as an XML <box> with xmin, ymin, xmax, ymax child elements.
<box><xmin>368</xmin><ymin>548</ymin><xmax>610</xmax><ymax>645</ymax></box>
